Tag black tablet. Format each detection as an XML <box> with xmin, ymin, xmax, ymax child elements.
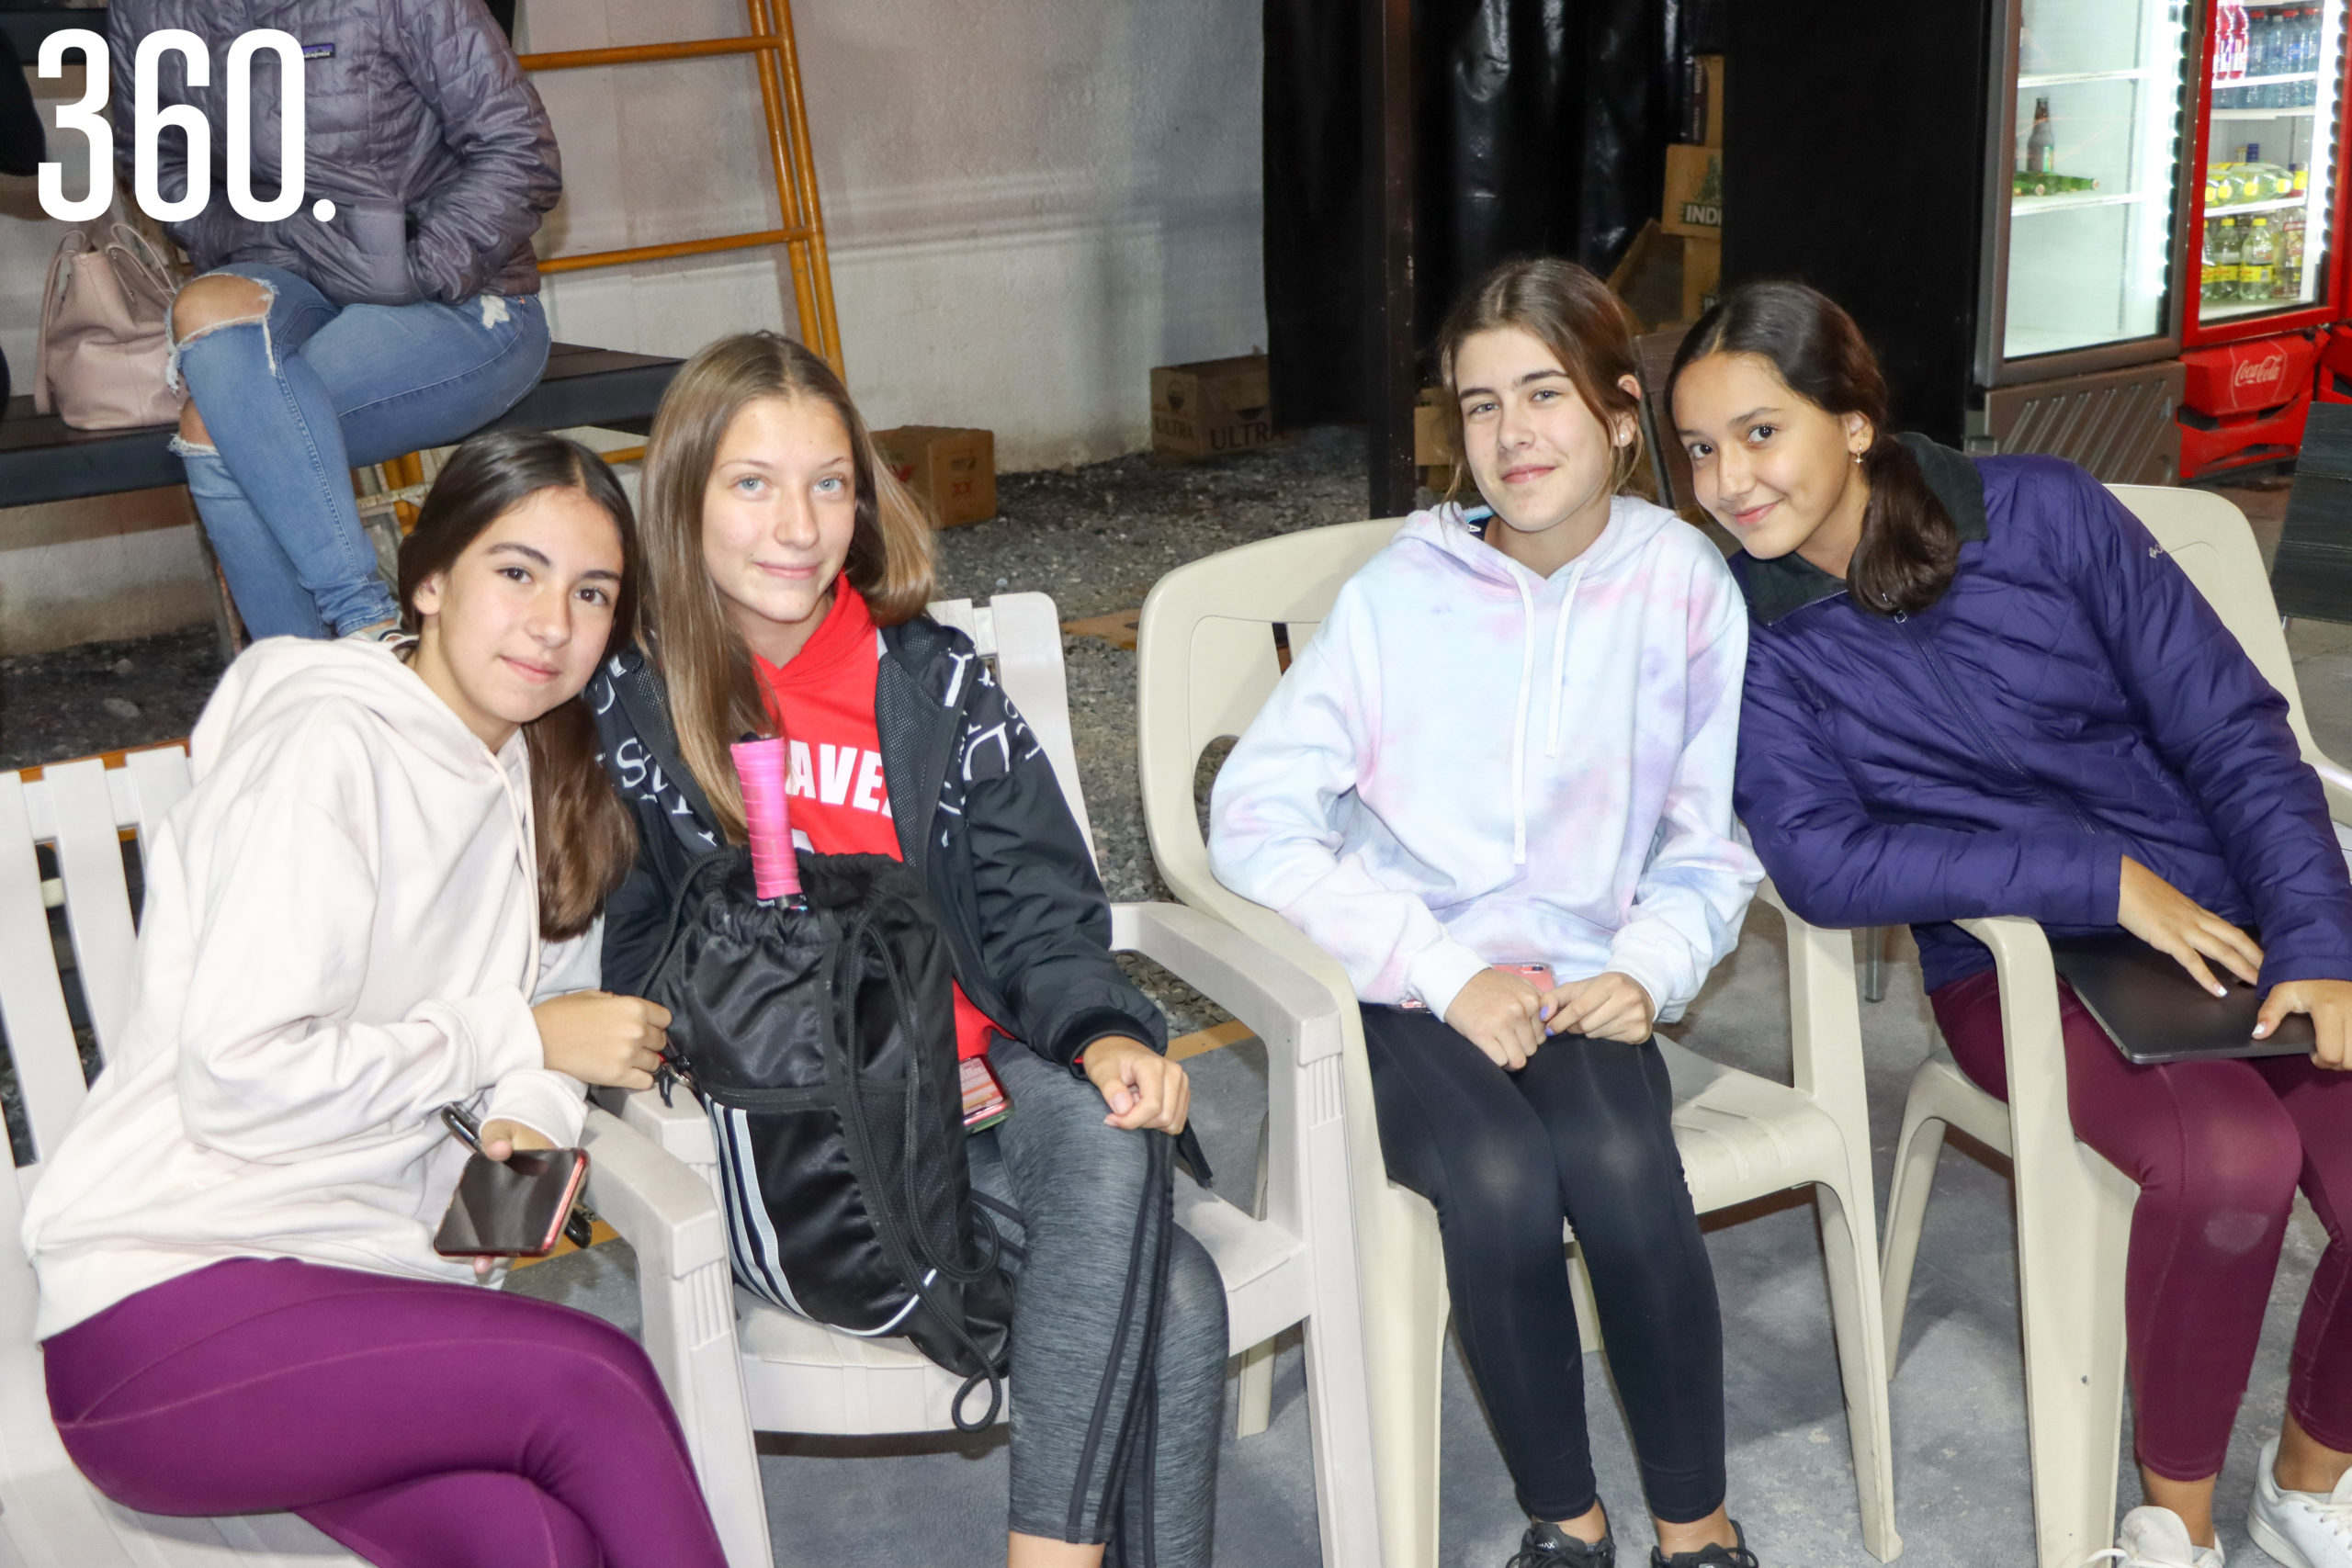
<box><xmin>2047</xmin><ymin>931</ymin><xmax>2314</xmax><ymax>1066</ymax></box>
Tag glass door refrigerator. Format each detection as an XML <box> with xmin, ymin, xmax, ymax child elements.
<box><xmin>2181</xmin><ymin>0</ymin><xmax>2352</xmax><ymax>476</ymax></box>
<box><xmin>1724</xmin><ymin>0</ymin><xmax>2200</xmax><ymax>484</ymax></box>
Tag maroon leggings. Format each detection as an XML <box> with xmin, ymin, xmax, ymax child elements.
<box><xmin>41</xmin><ymin>1257</ymin><xmax>728</xmax><ymax>1568</ymax></box>
<box><xmin>1932</xmin><ymin>967</ymin><xmax>2352</xmax><ymax>1480</ymax></box>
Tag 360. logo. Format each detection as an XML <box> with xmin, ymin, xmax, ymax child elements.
<box><xmin>37</xmin><ymin>28</ymin><xmax>324</xmax><ymax>226</ymax></box>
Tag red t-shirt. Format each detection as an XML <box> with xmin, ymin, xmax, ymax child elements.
<box><xmin>752</xmin><ymin>580</ymin><xmax>1000</xmax><ymax>1062</ymax></box>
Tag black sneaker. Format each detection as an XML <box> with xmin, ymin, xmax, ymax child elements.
<box><xmin>1649</xmin><ymin>1520</ymin><xmax>1758</xmax><ymax>1568</ymax></box>
<box><xmin>1509</xmin><ymin>1518</ymin><xmax>1615</xmax><ymax>1567</ymax></box>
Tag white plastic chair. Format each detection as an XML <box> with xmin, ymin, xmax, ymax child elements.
<box><xmin>601</xmin><ymin>592</ymin><xmax>1385</xmax><ymax>1566</ymax></box>
<box><xmin>1877</xmin><ymin>482</ymin><xmax>2352</xmax><ymax>1568</ymax></box>
<box><xmin>0</xmin><ymin>746</ymin><xmax>767</xmax><ymax>1568</ymax></box>
<box><xmin>1134</xmin><ymin>523</ymin><xmax>1903</xmax><ymax>1568</ymax></box>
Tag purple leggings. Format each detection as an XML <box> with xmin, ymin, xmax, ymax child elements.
<box><xmin>41</xmin><ymin>1257</ymin><xmax>728</xmax><ymax>1568</ymax></box>
<box><xmin>1933</xmin><ymin>967</ymin><xmax>2352</xmax><ymax>1480</ymax></box>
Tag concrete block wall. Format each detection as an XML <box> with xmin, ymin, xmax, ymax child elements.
<box><xmin>0</xmin><ymin>0</ymin><xmax>1266</xmax><ymax>652</ymax></box>
<box><xmin>524</xmin><ymin>0</ymin><xmax>1267</xmax><ymax>471</ymax></box>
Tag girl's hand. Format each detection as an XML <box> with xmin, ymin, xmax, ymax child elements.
<box><xmin>531</xmin><ymin>990</ymin><xmax>671</xmax><ymax>1089</ymax></box>
<box><xmin>477</xmin><ymin>1119</ymin><xmax>557</xmax><ymax>1159</ymax></box>
<box><xmin>2116</xmin><ymin>855</ymin><xmax>2264</xmax><ymax>997</ymax></box>
<box><xmin>2256</xmin><ymin>978</ymin><xmax>2352</xmax><ymax>1068</ymax></box>
<box><xmin>1443</xmin><ymin>968</ymin><xmax>1546</xmax><ymax>1070</ymax></box>
<box><xmin>470</xmin><ymin>1119</ymin><xmax>559</xmax><ymax>1278</ymax></box>
<box><xmin>1542</xmin><ymin>973</ymin><xmax>1655</xmax><ymax>1043</ymax></box>
<box><xmin>1083</xmin><ymin>1038</ymin><xmax>1192</xmax><ymax>1134</ymax></box>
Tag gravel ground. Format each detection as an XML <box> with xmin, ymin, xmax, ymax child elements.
<box><xmin>0</xmin><ymin>627</ymin><xmax>228</xmax><ymax>774</ymax></box>
<box><xmin>0</xmin><ymin>430</ymin><xmax>1381</xmax><ymax>1154</ymax></box>
<box><xmin>929</xmin><ymin>427</ymin><xmax>1379</xmax><ymax>1032</ymax></box>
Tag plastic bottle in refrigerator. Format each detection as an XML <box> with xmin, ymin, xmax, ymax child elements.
<box><xmin>2025</xmin><ymin>96</ymin><xmax>2054</xmax><ymax>174</ymax></box>
<box><xmin>2242</xmin><ymin>217</ymin><xmax>2279</xmax><ymax>299</ymax></box>
<box><xmin>2204</xmin><ymin>220</ymin><xmax>2233</xmax><ymax>301</ymax></box>
<box><xmin>2225</xmin><ymin>0</ymin><xmax>2250</xmax><ymax>77</ymax></box>
<box><xmin>2211</xmin><ymin>218</ymin><xmax>2245</xmax><ymax>304</ymax></box>
<box><xmin>2251</xmin><ymin>8</ymin><xmax>2278</xmax><ymax>103</ymax></box>
<box><xmin>2281</xmin><ymin>210</ymin><xmax>2308</xmax><ymax>297</ymax></box>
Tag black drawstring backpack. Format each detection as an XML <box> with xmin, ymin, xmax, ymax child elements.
<box><xmin>613</xmin><ymin>658</ymin><xmax>1183</xmax><ymax>1553</ymax></box>
<box><xmin>645</xmin><ymin>846</ymin><xmax>1020</xmax><ymax>1427</ymax></box>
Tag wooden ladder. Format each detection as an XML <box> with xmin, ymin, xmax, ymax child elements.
<box><xmin>515</xmin><ymin>0</ymin><xmax>845</xmax><ymax>373</ymax></box>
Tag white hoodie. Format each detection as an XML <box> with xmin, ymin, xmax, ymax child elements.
<box><xmin>1209</xmin><ymin>497</ymin><xmax>1760</xmax><ymax>1024</ymax></box>
<box><xmin>21</xmin><ymin>637</ymin><xmax>594</xmax><ymax>1338</ymax></box>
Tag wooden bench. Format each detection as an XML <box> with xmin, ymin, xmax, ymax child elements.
<box><xmin>0</xmin><ymin>343</ymin><xmax>680</xmax><ymax>510</ymax></box>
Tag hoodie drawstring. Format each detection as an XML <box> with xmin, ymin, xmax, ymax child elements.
<box><xmin>1509</xmin><ymin>573</ymin><xmax>1535</xmax><ymax>864</ymax></box>
<box><xmin>498</xmin><ymin>752</ymin><xmax>543</xmax><ymax>991</ymax></box>
<box><xmin>1544</xmin><ymin>564</ymin><xmax>1585</xmax><ymax>760</ymax></box>
<box><xmin>1507</xmin><ymin>561</ymin><xmax>1587</xmax><ymax>864</ymax></box>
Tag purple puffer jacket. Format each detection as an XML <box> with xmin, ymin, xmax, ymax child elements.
<box><xmin>108</xmin><ymin>0</ymin><xmax>560</xmax><ymax>308</ymax></box>
<box><xmin>1733</xmin><ymin>435</ymin><xmax>2352</xmax><ymax>996</ymax></box>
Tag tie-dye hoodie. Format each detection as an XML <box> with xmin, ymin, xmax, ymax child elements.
<box><xmin>1208</xmin><ymin>495</ymin><xmax>1760</xmax><ymax>1024</ymax></box>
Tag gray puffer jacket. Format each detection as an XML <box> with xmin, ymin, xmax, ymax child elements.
<box><xmin>108</xmin><ymin>0</ymin><xmax>560</xmax><ymax>307</ymax></box>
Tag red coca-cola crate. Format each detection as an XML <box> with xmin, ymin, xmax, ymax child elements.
<box><xmin>2314</xmin><ymin>325</ymin><xmax>2352</xmax><ymax>405</ymax></box>
<box><xmin>2177</xmin><ymin>329</ymin><xmax>2324</xmax><ymax>479</ymax></box>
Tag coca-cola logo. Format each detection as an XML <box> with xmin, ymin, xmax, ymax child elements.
<box><xmin>2233</xmin><ymin>344</ymin><xmax>2290</xmax><ymax>394</ymax></box>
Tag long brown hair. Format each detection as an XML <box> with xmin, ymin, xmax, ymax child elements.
<box><xmin>1432</xmin><ymin>256</ymin><xmax>1649</xmax><ymax>502</ymax></box>
<box><xmin>1667</xmin><ymin>281</ymin><xmax>1960</xmax><ymax>615</ymax></box>
<box><xmin>398</xmin><ymin>431</ymin><xmax>641</xmax><ymax>942</ymax></box>
<box><xmin>637</xmin><ymin>332</ymin><xmax>937</xmax><ymax>843</ymax></box>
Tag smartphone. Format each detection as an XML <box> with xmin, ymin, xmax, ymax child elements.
<box><xmin>433</xmin><ymin>1147</ymin><xmax>592</xmax><ymax>1258</ymax></box>
<box><xmin>1400</xmin><ymin>962</ymin><xmax>1556</xmax><ymax>1011</ymax></box>
<box><xmin>961</xmin><ymin>1054</ymin><xmax>1012</xmax><ymax>1132</ymax></box>
<box><xmin>440</xmin><ymin>1103</ymin><xmax>594</xmax><ymax>1249</ymax></box>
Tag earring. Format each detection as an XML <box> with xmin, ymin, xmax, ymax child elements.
<box><xmin>1852</xmin><ymin>450</ymin><xmax>1865</xmax><ymax>466</ymax></box>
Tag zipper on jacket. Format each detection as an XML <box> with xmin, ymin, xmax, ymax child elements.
<box><xmin>1893</xmin><ymin>611</ymin><xmax>2105</xmax><ymax>836</ymax></box>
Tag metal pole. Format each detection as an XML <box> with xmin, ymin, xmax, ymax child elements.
<box><xmin>1364</xmin><ymin>0</ymin><xmax>1418</xmax><ymax>517</ymax></box>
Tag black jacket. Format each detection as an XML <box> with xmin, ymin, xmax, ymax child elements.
<box><xmin>590</xmin><ymin>616</ymin><xmax>1167</xmax><ymax>1075</ymax></box>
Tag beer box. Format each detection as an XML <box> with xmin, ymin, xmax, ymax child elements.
<box><xmin>1150</xmin><ymin>354</ymin><xmax>1278</xmax><ymax>461</ymax></box>
<box><xmin>1681</xmin><ymin>234</ymin><xmax>1722</xmax><ymax>322</ymax></box>
<box><xmin>1416</xmin><ymin>386</ymin><xmax>1453</xmax><ymax>491</ymax></box>
<box><xmin>1693</xmin><ymin>53</ymin><xmax>1724</xmax><ymax>148</ymax></box>
<box><xmin>1662</xmin><ymin>144</ymin><xmax>1723</xmax><ymax>239</ymax></box>
<box><xmin>872</xmin><ymin>425</ymin><xmax>996</xmax><ymax>527</ymax></box>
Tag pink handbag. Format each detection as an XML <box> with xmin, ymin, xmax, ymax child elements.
<box><xmin>31</xmin><ymin>224</ymin><xmax>183</xmax><ymax>431</ymax></box>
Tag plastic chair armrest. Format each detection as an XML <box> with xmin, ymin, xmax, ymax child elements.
<box><xmin>579</xmin><ymin>1103</ymin><xmax>729</xmax><ymax>1280</ymax></box>
<box><xmin>1754</xmin><ymin>880</ymin><xmax>1874</xmax><ymax>1145</ymax></box>
<box><xmin>609</xmin><ymin>1084</ymin><xmax>718</xmax><ymax>1167</ymax></box>
<box><xmin>1953</xmin><ymin>915</ymin><xmax>2075</xmax><ymax>1175</ymax></box>
<box><xmin>1110</xmin><ymin>900</ymin><xmax>1345</xmax><ymax>1065</ymax></box>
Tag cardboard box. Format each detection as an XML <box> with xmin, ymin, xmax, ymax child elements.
<box><xmin>1681</xmin><ymin>234</ymin><xmax>1722</xmax><ymax>321</ymax></box>
<box><xmin>1414</xmin><ymin>387</ymin><xmax>1453</xmax><ymax>491</ymax></box>
<box><xmin>1150</xmin><ymin>354</ymin><xmax>1279</xmax><ymax>461</ymax></box>
<box><xmin>1661</xmin><ymin>143</ymin><xmax>1723</xmax><ymax>239</ymax></box>
<box><xmin>872</xmin><ymin>426</ymin><xmax>996</xmax><ymax>527</ymax></box>
<box><xmin>1692</xmin><ymin>53</ymin><xmax>1724</xmax><ymax>148</ymax></box>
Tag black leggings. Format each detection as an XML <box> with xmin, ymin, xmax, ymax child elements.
<box><xmin>1360</xmin><ymin>1004</ymin><xmax>1725</xmax><ymax>1524</ymax></box>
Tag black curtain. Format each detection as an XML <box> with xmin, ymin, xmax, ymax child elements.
<box><xmin>1262</xmin><ymin>0</ymin><xmax>1673</xmax><ymax>428</ymax></box>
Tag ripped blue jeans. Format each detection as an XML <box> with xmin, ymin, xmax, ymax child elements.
<box><xmin>171</xmin><ymin>264</ymin><xmax>550</xmax><ymax>638</ymax></box>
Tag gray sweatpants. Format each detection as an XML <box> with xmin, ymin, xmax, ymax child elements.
<box><xmin>968</xmin><ymin>1038</ymin><xmax>1228</xmax><ymax>1565</ymax></box>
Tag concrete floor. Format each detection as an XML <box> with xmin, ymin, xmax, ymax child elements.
<box><xmin>506</xmin><ymin>475</ymin><xmax>2352</xmax><ymax>1567</ymax></box>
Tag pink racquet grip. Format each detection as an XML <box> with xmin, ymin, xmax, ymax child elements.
<box><xmin>730</xmin><ymin>737</ymin><xmax>802</xmax><ymax>900</ymax></box>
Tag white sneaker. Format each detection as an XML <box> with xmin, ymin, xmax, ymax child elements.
<box><xmin>2250</xmin><ymin>1435</ymin><xmax>2352</xmax><ymax>1568</ymax></box>
<box><xmin>2084</xmin><ymin>1506</ymin><xmax>2226</xmax><ymax>1568</ymax></box>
